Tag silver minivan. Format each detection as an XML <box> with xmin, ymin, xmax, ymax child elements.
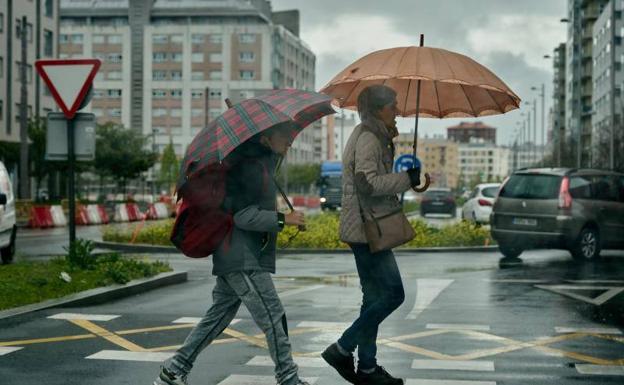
<box><xmin>0</xmin><ymin>161</ymin><xmax>16</xmax><ymax>264</ymax></box>
<box><xmin>491</xmin><ymin>168</ymin><xmax>624</xmax><ymax>261</ymax></box>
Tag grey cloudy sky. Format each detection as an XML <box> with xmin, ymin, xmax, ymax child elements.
<box><xmin>271</xmin><ymin>0</ymin><xmax>568</xmax><ymax>145</ymax></box>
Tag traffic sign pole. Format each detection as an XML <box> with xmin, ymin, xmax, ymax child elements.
<box><xmin>67</xmin><ymin>118</ymin><xmax>76</xmax><ymax>245</ymax></box>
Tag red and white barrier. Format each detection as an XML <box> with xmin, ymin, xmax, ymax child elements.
<box><xmin>146</xmin><ymin>202</ymin><xmax>169</xmax><ymax>220</ymax></box>
<box><xmin>75</xmin><ymin>205</ymin><xmax>89</xmax><ymax>226</ymax></box>
<box><xmin>28</xmin><ymin>205</ymin><xmax>67</xmax><ymax>228</ymax></box>
<box><xmin>114</xmin><ymin>203</ymin><xmax>144</xmax><ymax>222</ymax></box>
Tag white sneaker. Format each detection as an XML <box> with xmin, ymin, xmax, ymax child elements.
<box><xmin>153</xmin><ymin>367</ymin><xmax>188</xmax><ymax>385</ymax></box>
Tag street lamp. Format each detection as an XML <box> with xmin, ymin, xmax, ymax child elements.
<box><xmin>531</xmin><ymin>84</ymin><xmax>546</xmax><ymax>165</ymax></box>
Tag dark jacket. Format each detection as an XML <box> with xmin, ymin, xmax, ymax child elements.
<box><xmin>212</xmin><ymin>141</ymin><xmax>282</xmax><ymax>276</ymax></box>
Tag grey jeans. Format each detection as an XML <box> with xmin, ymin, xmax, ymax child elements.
<box><xmin>166</xmin><ymin>271</ymin><xmax>300</xmax><ymax>385</ymax></box>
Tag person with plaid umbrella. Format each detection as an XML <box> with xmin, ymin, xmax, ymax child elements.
<box><xmin>154</xmin><ymin>90</ymin><xmax>334</xmax><ymax>385</ymax></box>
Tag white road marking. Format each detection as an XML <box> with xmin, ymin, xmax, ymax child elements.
<box><xmin>279</xmin><ymin>285</ymin><xmax>326</xmax><ymax>298</ymax></box>
<box><xmin>406</xmin><ymin>279</ymin><xmax>454</xmax><ymax>320</ymax></box>
<box><xmin>406</xmin><ymin>380</ymin><xmax>496</xmax><ymax>385</ymax></box>
<box><xmin>48</xmin><ymin>313</ymin><xmax>120</xmax><ymax>321</ymax></box>
<box><xmin>555</xmin><ymin>327</ymin><xmax>622</xmax><ymax>335</ymax></box>
<box><xmin>426</xmin><ymin>324</ymin><xmax>491</xmax><ymax>331</ymax></box>
<box><xmin>296</xmin><ymin>321</ymin><xmax>350</xmax><ymax>329</ymax></box>
<box><xmin>535</xmin><ymin>285</ymin><xmax>624</xmax><ymax>306</ymax></box>
<box><xmin>172</xmin><ymin>318</ymin><xmax>241</xmax><ymax>325</ymax></box>
<box><xmin>566</xmin><ymin>280</ymin><xmax>624</xmax><ymax>284</ymax></box>
<box><xmin>0</xmin><ymin>347</ymin><xmax>23</xmax><ymax>356</ymax></box>
<box><xmin>217</xmin><ymin>375</ymin><xmax>318</xmax><ymax>385</ymax></box>
<box><xmin>412</xmin><ymin>359</ymin><xmax>495</xmax><ymax>372</ymax></box>
<box><xmin>575</xmin><ymin>364</ymin><xmax>624</xmax><ymax>376</ymax></box>
<box><xmin>85</xmin><ymin>350</ymin><xmax>174</xmax><ymax>362</ymax></box>
<box><xmin>246</xmin><ymin>356</ymin><xmax>326</xmax><ymax>368</ymax></box>
<box><xmin>486</xmin><ymin>279</ymin><xmax>548</xmax><ymax>283</ymax></box>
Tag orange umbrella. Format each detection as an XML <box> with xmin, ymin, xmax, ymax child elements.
<box><xmin>320</xmin><ymin>35</ymin><xmax>521</xmax><ymax>191</ymax></box>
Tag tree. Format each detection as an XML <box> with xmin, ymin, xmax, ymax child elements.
<box><xmin>27</xmin><ymin>117</ymin><xmax>50</xmax><ymax>200</ymax></box>
<box><xmin>158</xmin><ymin>139</ymin><xmax>179</xmax><ymax>194</ymax></box>
<box><xmin>276</xmin><ymin>163</ymin><xmax>320</xmax><ymax>194</ymax></box>
<box><xmin>94</xmin><ymin>123</ymin><xmax>157</xmax><ymax>195</ymax></box>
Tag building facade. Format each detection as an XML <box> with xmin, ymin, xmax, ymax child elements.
<box><xmin>458</xmin><ymin>142</ymin><xmax>510</xmax><ymax>187</ymax></box>
<box><xmin>59</xmin><ymin>0</ymin><xmax>316</xmax><ymax>163</ymax></box>
<box><xmin>552</xmin><ymin>43</ymin><xmax>567</xmax><ymax>166</ymax></box>
<box><xmin>394</xmin><ymin>134</ymin><xmax>460</xmax><ymax>189</ymax></box>
<box><xmin>0</xmin><ymin>0</ymin><xmax>59</xmax><ymax>146</ymax></box>
<box><xmin>447</xmin><ymin>121</ymin><xmax>497</xmax><ymax>144</ymax></box>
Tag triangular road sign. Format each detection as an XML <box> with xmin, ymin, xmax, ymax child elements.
<box><xmin>35</xmin><ymin>59</ymin><xmax>101</xmax><ymax>119</ymax></box>
<box><xmin>535</xmin><ymin>284</ymin><xmax>624</xmax><ymax>306</ymax></box>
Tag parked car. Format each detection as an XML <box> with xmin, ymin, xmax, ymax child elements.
<box><xmin>491</xmin><ymin>168</ymin><xmax>624</xmax><ymax>261</ymax></box>
<box><xmin>420</xmin><ymin>188</ymin><xmax>456</xmax><ymax>217</ymax></box>
<box><xmin>462</xmin><ymin>183</ymin><xmax>501</xmax><ymax>224</ymax></box>
<box><xmin>0</xmin><ymin>161</ymin><xmax>17</xmax><ymax>264</ymax></box>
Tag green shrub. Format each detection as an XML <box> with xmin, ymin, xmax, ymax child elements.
<box><xmin>65</xmin><ymin>239</ymin><xmax>97</xmax><ymax>270</ymax></box>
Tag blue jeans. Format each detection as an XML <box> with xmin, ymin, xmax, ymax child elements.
<box><xmin>337</xmin><ymin>243</ymin><xmax>405</xmax><ymax>370</ymax></box>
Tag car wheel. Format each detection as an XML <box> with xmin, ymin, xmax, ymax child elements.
<box><xmin>0</xmin><ymin>225</ymin><xmax>16</xmax><ymax>264</ymax></box>
<box><xmin>571</xmin><ymin>227</ymin><xmax>601</xmax><ymax>261</ymax></box>
<box><xmin>499</xmin><ymin>243</ymin><xmax>523</xmax><ymax>259</ymax></box>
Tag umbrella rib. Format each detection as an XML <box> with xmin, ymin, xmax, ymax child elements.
<box><xmin>341</xmin><ymin>81</ymin><xmax>363</xmax><ymax>109</ymax></box>
<box><xmin>485</xmin><ymin>88</ymin><xmax>505</xmax><ymax>114</ymax></box>
<box><xmin>433</xmin><ymin>80</ymin><xmax>442</xmax><ymax>118</ymax></box>
<box><xmin>403</xmin><ymin>78</ymin><xmax>412</xmax><ymax>116</ymax></box>
<box><xmin>459</xmin><ymin>84</ymin><xmax>477</xmax><ymax>117</ymax></box>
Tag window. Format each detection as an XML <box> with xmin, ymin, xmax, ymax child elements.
<box><xmin>208</xmin><ymin>89</ymin><xmax>222</xmax><ymax>100</ymax></box>
<box><xmin>107</xmin><ymin>89</ymin><xmax>122</xmax><ymax>98</ymax></box>
<box><xmin>107</xmin><ymin>71</ymin><xmax>122</xmax><ymax>80</ymax></box>
<box><xmin>209</xmin><ymin>109</ymin><xmax>222</xmax><ymax>119</ymax></box>
<box><xmin>108</xmin><ymin>34</ymin><xmax>122</xmax><ymax>44</ymax></box>
<box><xmin>152</xmin><ymin>89</ymin><xmax>167</xmax><ymax>99</ymax></box>
<box><xmin>109</xmin><ymin>108</ymin><xmax>122</xmax><ymax>117</ymax></box>
<box><xmin>152</xmin><ymin>70</ymin><xmax>166</xmax><ymax>80</ymax></box>
<box><xmin>171</xmin><ymin>89</ymin><xmax>182</xmax><ymax>99</ymax></box>
<box><xmin>71</xmin><ymin>33</ymin><xmax>83</xmax><ymax>44</ymax></box>
<box><xmin>152</xmin><ymin>108</ymin><xmax>167</xmax><ymax>117</ymax></box>
<box><xmin>209</xmin><ymin>34</ymin><xmax>222</xmax><ymax>44</ymax></box>
<box><xmin>239</xmin><ymin>34</ymin><xmax>256</xmax><ymax>44</ymax></box>
<box><xmin>171</xmin><ymin>71</ymin><xmax>182</xmax><ymax>81</ymax></box>
<box><xmin>240</xmin><ymin>70</ymin><xmax>254</xmax><ymax>80</ymax></box>
<box><xmin>591</xmin><ymin>175</ymin><xmax>618</xmax><ymax>201</ymax></box>
<box><xmin>171</xmin><ymin>53</ymin><xmax>183</xmax><ymax>62</ymax></box>
<box><xmin>43</xmin><ymin>29</ymin><xmax>54</xmax><ymax>56</ymax></box>
<box><xmin>192</xmin><ymin>53</ymin><xmax>204</xmax><ymax>63</ymax></box>
<box><xmin>0</xmin><ymin>57</ymin><xmax>3</xmax><ymax>79</ymax></box>
<box><xmin>209</xmin><ymin>71</ymin><xmax>222</xmax><ymax>80</ymax></box>
<box><xmin>191</xmin><ymin>34</ymin><xmax>204</xmax><ymax>44</ymax></box>
<box><xmin>191</xmin><ymin>89</ymin><xmax>204</xmax><ymax>99</ymax></box>
<box><xmin>152</xmin><ymin>34</ymin><xmax>168</xmax><ymax>44</ymax></box>
<box><xmin>239</xmin><ymin>51</ymin><xmax>255</xmax><ymax>62</ymax></box>
<box><xmin>209</xmin><ymin>53</ymin><xmax>222</xmax><ymax>63</ymax></box>
<box><xmin>569</xmin><ymin>176</ymin><xmax>592</xmax><ymax>199</ymax></box>
<box><xmin>93</xmin><ymin>34</ymin><xmax>106</xmax><ymax>44</ymax></box>
<box><xmin>617</xmin><ymin>177</ymin><xmax>624</xmax><ymax>203</ymax></box>
<box><xmin>15</xmin><ymin>62</ymin><xmax>33</xmax><ymax>83</ymax></box>
<box><xmin>191</xmin><ymin>108</ymin><xmax>203</xmax><ymax>117</ymax></box>
<box><xmin>45</xmin><ymin>0</ymin><xmax>54</xmax><ymax>18</ymax></box>
<box><xmin>107</xmin><ymin>53</ymin><xmax>122</xmax><ymax>63</ymax></box>
<box><xmin>192</xmin><ymin>71</ymin><xmax>204</xmax><ymax>80</ymax></box>
<box><xmin>170</xmin><ymin>108</ymin><xmax>182</xmax><ymax>117</ymax></box>
<box><xmin>170</xmin><ymin>34</ymin><xmax>184</xmax><ymax>44</ymax></box>
<box><xmin>0</xmin><ymin>13</ymin><xmax>3</xmax><ymax>33</ymax></box>
<box><xmin>152</xmin><ymin>52</ymin><xmax>167</xmax><ymax>63</ymax></box>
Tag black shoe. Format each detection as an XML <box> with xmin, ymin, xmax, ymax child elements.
<box><xmin>321</xmin><ymin>343</ymin><xmax>357</xmax><ymax>384</ymax></box>
<box><xmin>356</xmin><ymin>366</ymin><xmax>403</xmax><ymax>385</ymax></box>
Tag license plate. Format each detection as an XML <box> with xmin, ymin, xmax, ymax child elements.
<box><xmin>513</xmin><ymin>217</ymin><xmax>537</xmax><ymax>226</ymax></box>
<box><xmin>432</xmin><ymin>202</ymin><xmax>444</xmax><ymax>206</ymax></box>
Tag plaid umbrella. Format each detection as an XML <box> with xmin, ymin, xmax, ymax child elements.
<box><xmin>178</xmin><ymin>89</ymin><xmax>335</xmax><ymax>189</ymax></box>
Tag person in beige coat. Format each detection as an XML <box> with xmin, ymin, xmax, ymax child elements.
<box><xmin>321</xmin><ymin>85</ymin><xmax>421</xmax><ymax>385</ymax></box>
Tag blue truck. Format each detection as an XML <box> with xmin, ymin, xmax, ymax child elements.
<box><xmin>317</xmin><ymin>161</ymin><xmax>342</xmax><ymax>210</ymax></box>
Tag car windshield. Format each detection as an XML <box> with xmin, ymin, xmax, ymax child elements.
<box><xmin>499</xmin><ymin>174</ymin><xmax>561</xmax><ymax>199</ymax></box>
<box><xmin>482</xmin><ymin>187</ymin><xmax>499</xmax><ymax>198</ymax></box>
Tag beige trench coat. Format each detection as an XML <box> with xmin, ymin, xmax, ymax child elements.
<box><xmin>339</xmin><ymin>118</ymin><xmax>413</xmax><ymax>244</ymax></box>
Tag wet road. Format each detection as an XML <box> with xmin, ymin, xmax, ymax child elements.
<box><xmin>1</xmin><ymin>248</ymin><xmax>623</xmax><ymax>384</ymax></box>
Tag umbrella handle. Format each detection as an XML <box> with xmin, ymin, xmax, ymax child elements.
<box><xmin>413</xmin><ymin>172</ymin><xmax>431</xmax><ymax>193</ymax></box>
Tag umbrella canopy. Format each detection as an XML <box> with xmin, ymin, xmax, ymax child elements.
<box><xmin>179</xmin><ymin>89</ymin><xmax>335</xmax><ymax>187</ymax></box>
<box><xmin>320</xmin><ymin>46</ymin><xmax>521</xmax><ymax>118</ymax></box>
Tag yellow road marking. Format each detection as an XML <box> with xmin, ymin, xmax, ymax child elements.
<box><xmin>222</xmin><ymin>328</ymin><xmax>267</xmax><ymax>349</ymax></box>
<box><xmin>534</xmin><ymin>345</ymin><xmax>615</xmax><ymax>365</ymax></box>
<box><xmin>116</xmin><ymin>324</ymin><xmax>195</xmax><ymax>335</ymax></box>
<box><xmin>384</xmin><ymin>341</ymin><xmax>453</xmax><ymax>360</ymax></box>
<box><xmin>387</xmin><ymin>329</ymin><xmax>449</xmax><ymax>342</ymax></box>
<box><xmin>69</xmin><ymin>319</ymin><xmax>146</xmax><ymax>352</ymax></box>
<box><xmin>0</xmin><ymin>333</ymin><xmax>95</xmax><ymax>346</ymax></box>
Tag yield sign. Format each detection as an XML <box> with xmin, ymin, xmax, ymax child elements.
<box><xmin>35</xmin><ymin>59</ymin><xmax>101</xmax><ymax>119</ymax></box>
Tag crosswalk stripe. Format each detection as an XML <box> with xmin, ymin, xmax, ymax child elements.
<box><xmin>406</xmin><ymin>279</ymin><xmax>454</xmax><ymax>320</ymax></box>
<box><xmin>48</xmin><ymin>313</ymin><xmax>120</xmax><ymax>321</ymax></box>
<box><xmin>246</xmin><ymin>355</ymin><xmax>326</xmax><ymax>368</ymax></box>
<box><xmin>426</xmin><ymin>324</ymin><xmax>491</xmax><ymax>331</ymax></box>
<box><xmin>217</xmin><ymin>375</ymin><xmax>318</xmax><ymax>385</ymax></box>
<box><xmin>296</xmin><ymin>321</ymin><xmax>350</xmax><ymax>329</ymax></box>
<box><xmin>279</xmin><ymin>285</ymin><xmax>326</xmax><ymax>298</ymax></box>
<box><xmin>172</xmin><ymin>318</ymin><xmax>241</xmax><ymax>325</ymax></box>
<box><xmin>0</xmin><ymin>347</ymin><xmax>23</xmax><ymax>356</ymax></box>
<box><xmin>575</xmin><ymin>364</ymin><xmax>624</xmax><ymax>376</ymax></box>
<box><xmin>85</xmin><ymin>350</ymin><xmax>174</xmax><ymax>362</ymax></box>
<box><xmin>555</xmin><ymin>327</ymin><xmax>622</xmax><ymax>335</ymax></box>
<box><xmin>406</xmin><ymin>380</ymin><xmax>496</xmax><ymax>385</ymax></box>
<box><xmin>412</xmin><ymin>359</ymin><xmax>495</xmax><ymax>372</ymax></box>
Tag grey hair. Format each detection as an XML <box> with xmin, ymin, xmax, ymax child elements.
<box><xmin>357</xmin><ymin>85</ymin><xmax>397</xmax><ymax>121</ymax></box>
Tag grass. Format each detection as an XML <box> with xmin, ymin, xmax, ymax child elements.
<box><xmin>0</xmin><ymin>254</ymin><xmax>171</xmax><ymax>311</ymax></box>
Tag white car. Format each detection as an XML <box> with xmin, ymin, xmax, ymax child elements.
<box><xmin>461</xmin><ymin>183</ymin><xmax>501</xmax><ymax>224</ymax></box>
<box><xmin>0</xmin><ymin>161</ymin><xmax>16</xmax><ymax>264</ymax></box>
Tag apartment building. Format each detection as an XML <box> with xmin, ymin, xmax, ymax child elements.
<box><xmin>447</xmin><ymin>121</ymin><xmax>496</xmax><ymax>144</ymax></box>
<box><xmin>458</xmin><ymin>142</ymin><xmax>511</xmax><ymax>186</ymax></box>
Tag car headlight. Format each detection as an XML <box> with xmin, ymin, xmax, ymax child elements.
<box><xmin>320</xmin><ymin>197</ymin><xmax>327</xmax><ymax>203</ymax></box>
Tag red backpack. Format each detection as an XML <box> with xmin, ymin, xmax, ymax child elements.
<box><xmin>170</xmin><ymin>162</ymin><xmax>234</xmax><ymax>258</ymax></box>
<box><xmin>170</xmin><ymin>159</ymin><xmax>269</xmax><ymax>258</ymax></box>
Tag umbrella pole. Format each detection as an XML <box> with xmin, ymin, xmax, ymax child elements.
<box><xmin>412</xmin><ymin>34</ymin><xmax>431</xmax><ymax>193</ymax></box>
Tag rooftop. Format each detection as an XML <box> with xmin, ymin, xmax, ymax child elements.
<box><xmin>447</xmin><ymin>121</ymin><xmax>496</xmax><ymax>130</ymax></box>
